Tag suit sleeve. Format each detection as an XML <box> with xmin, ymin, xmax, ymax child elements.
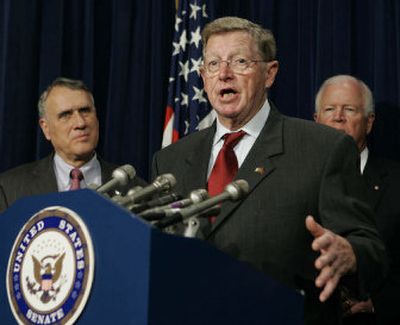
<box><xmin>318</xmin><ymin>135</ymin><xmax>388</xmax><ymax>299</ymax></box>
<box><xmin>0</xmin><ymin>182</ymin><xmax>9</xmax><ymax>213</ymax></box>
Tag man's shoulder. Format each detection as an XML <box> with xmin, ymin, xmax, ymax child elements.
<box><xmin>366</xmin><ymin>154</ymin><xmax>400</xmax><ymax>177</ymax></box>
<box><xmin>0</xmin><ymin>156</ymin><xmax>52</xmax><ymax>183</ymax></box>
<box><xmin>98</xmin><ymin>157</ymin><xmax>118</xmax><ymax>173</ymax></box>
<box><xmin>284</xmin><ymin>114</ymin><xmax>343</xmax><ymax>135</ymax></box>
<box><xmin>282</xmin><ymin>114</ymin><xmax>353</xmax><ymax>147</ymax></box>
<box><xmin>157</xmin><ymin>126</ymin><xmax>213</xmax><ymax>155</ymax></box>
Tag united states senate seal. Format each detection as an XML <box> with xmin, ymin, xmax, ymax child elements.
<box><xmin>6</xmin><ymin>206</ymin><xmax>95</xmax><ymax>324</ymax></box>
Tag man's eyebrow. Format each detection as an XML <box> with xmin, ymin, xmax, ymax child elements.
<box><xmin>57</xmin><ymin>108</ymin><xmax>73</xmax><ymax>116</ymax></box>
<box><xmin>58</xmin><ymin>106</ymin><xmax>92</xmax><ymax>114</ymax></box>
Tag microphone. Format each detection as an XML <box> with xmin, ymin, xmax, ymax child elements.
<box><xmin>118</xmin><ymin>174</ymin><xmax>177</xmax><ymax>207</ymax></box>
<box><xmin>138</xmin><ymin>189</ymin><xmax>209</xmax><ymax>220</ymax></box>
<box><xmin>154</xmin><ymin>179</ymin><xmax>249</xmax><ymax>228</ymax></box>
<box><xmin>157</xmin><ymin>205</ymin><xmax>221</xmax><ymax>230</ymax></box>
<box><xmin>130</xmin><ymin>192</ymin><xmax>181</xmax><ymax>214</ymax></box>
<box><xmin>111</xmin><ymin>186</ymin><xmax>143</xmax><ymax>204</ymax></box>
<box><xmin>169</xmin><ymin>189</ymin><xmax>209</xmax><ymax>208</ymax></box>
<box><xmin>96</xmin><ymin>164</ymin><xmax>136</xmax><ymax>194</ymax></box>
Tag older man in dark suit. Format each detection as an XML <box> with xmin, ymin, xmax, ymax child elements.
<box><xmin>0</xmin><ymin>77</ymin><xmax>145</xmax><ymax>212</ymax></box>
<box><xmin>315</xmin><ymin>74</ymin><xmax>400</xmax><ymax>325</ymax></box>
<box><xmin>152</xmin><ymin>17</ymin><xmax>387</xmax><ymax>324</ymax></box>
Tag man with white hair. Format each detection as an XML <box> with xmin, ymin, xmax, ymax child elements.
<box><xmin>315</xmin><ymin>75</ymin><xmax>400</xmax><ymax>325</ymax></box>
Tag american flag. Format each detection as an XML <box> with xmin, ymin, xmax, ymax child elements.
<box><xmin>162</xmin><ymin>0</ymin><xmax>215</xmax><ymax>148</ymax></box>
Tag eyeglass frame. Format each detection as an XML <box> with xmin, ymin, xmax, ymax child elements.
<box><xmin>201</xmin><ymin>57</ymin><xmax>268</xmax><ymax>75</ymax></box>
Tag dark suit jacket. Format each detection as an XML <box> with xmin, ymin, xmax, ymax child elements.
<box><xmin>363</xmin><ymin>155</ymin><xmax>400</xmax><ymax>324</ymax></box>
<box><xmin>152</xmin><ymin>106</ymin><xmax>387</xmax><ymax>325</ymax></box>
<box><xmin>0</xmin><ymin>154</ymin><xmax>145</xmax><ymax>213</ymax></box>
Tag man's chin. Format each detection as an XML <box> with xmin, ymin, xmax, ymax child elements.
<box><xmin>72</xmin><ymin>147</ymin><xmax>96</xmax><ymax>161</ymax></box>
<box><xmin>215</xmin><ymin>107</ymin><xmax>241</xmax><ymax>119</ymax></box>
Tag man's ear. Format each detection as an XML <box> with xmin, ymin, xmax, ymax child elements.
<box><xmin>39</xmin><ymin>118</ymin><xmax>51</xmax><ymax>141</ymax></box>
<box><xmin>366</xmin><ymin>113</ymin><xmax>375</xmax><ymax>135</ymax></box>
<box><xmin>264</xmin><ymin>60</ymin><xmax>279</xmax><ymax>89</ymax></box>
<box><xmin>313</xmin><ymin>112</ymin><xmax>318</xmax><ymax>122</ymax></box>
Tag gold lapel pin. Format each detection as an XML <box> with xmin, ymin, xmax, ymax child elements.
<box><xmin>254</xmin><ymin>167</ymin><xmax>266</xmax><ymax>175</ymax></box>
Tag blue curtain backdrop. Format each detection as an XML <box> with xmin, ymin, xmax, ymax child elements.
<box><xmin>0</xmin><ymin>0</ymin><xmax>399</xmax><ymax>181</ymax></box>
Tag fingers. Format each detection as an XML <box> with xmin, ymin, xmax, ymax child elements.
<box><xmin>315</xmin><ymin>249</ymin><xmax>337</xmax><ymax>269</ymax></box>
<box><xmin>315</xmin><ymin>258</ymin><xmax>342</xmax><ymax>302</ymax></box>
<box><xmin>305</xmin><ymin>215</ymin><xmax>326</xmax><ymax>238</ymax></box>
<box><xmin>315</xmin><ymin>263</ymin><xmax>336</xmax><ymax>288</ymax></box>
<box><xmin>313</xmin><ymin>236</ymin><xmax>357</xmax><ymax>302</ymax></box>
<box><xmin>319</xmin><ymin>276</ymin><xmax>340</xmax><ymax>302</ymax></box>
<box><xmin>306</xmin><ymin>216</ymin><xmax>357</xmax><ymax>302</ymax></box>
<box><xmin>349</xmin><ymin>300</ymin><xmax>374</xmax><ymax>314</ymax></box>
<box><xmin>312</xmin><ymin>232</ymin><xmax>334</xmax><ymax>252</ymax></box>
<box><xmin>315</xmin><ymin>253</ymin><xmax>343</xmax><ymax>285</ymax></box>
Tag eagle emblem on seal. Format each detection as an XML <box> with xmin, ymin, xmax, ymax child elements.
<box><xmin>26</xmin><ymin>253</ymin><xmax>66</xmax><ymax>303</ymax></box>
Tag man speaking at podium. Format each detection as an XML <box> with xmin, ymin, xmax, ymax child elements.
<box><xmin>152</xmin><ymin>17</ymin><xmax>387</xmax><ymax>324</ymax></box>
<box><xmin>0</xmin><ymin>77</ymin><xmax>144</xmax><ymax>212</ymax></box>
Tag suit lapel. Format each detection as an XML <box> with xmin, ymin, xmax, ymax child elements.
<box><xmin>182</xmin><ymin>124</ymin><xmax>216</xmax><ymax>192</ymax></box>
<box><xmin>172</xmin><ymin>127</ymin><xmax>215</xmax><ymax>240</ymax></box>
<box><xmin>206</xmin><ymin>106</ymin><xmax>284</xmax><ymax>237</ymax></box>
<box><xmin>99</xmin><ymin>158</ymin><xmax>117</xmax><ymax>183</ymax></box>
<box><xmin>30</xmin><ymin>154</ymin><xmax>59</xmax><ymax>194</ymax></box>
<box><xmin>363</xmin><ymin>155</ymin><xmax>387</xmax><ymax>210</ymax></box>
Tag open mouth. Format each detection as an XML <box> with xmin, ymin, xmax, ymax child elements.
<box><xmin>219</xmin><ymin>88</ymin><xmax>238</xmax><ymax>99</ymax></box>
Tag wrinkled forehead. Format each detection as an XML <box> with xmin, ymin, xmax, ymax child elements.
<box><xmin>204</xmin><ymin>31</ymin><xmax>259</xmax><ymax>57</ymax></box>
<box><xmin>46</xmin><ymin>87</ymin><xmax>94</xmax><ymax>110</ymax></box>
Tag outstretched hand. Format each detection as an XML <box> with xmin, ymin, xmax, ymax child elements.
<box><xmin>305</xmin><ymin>215</ymin><xmax>357</xmax><ymax>302</ymax></box>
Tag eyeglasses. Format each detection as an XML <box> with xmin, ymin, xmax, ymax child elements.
<box><xmin>203</xmin><ymin>58</ymin><xmax>267</xmax><ymax>75</ymax></box>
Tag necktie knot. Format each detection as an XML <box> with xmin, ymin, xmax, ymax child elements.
<box><xmin>223</xmin><ymin>130</ymin><xmax>246</xmax><ymax>149</ymax></box>
<box><xmin>69</xmin><ymin>168</ymin><xmax>83</xmax><ymax>190</ymax></box>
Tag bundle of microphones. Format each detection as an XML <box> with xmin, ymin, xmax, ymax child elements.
<box><xmin>94</xmin><ymin>164</ymin><xmax>249</xmax><ymax>232</ymax></box>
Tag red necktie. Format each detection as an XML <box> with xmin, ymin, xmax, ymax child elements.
<box><xmin>207</xmin><ymin>131</ymin><xmax>246</xmax><ymax>222</ymax></box>
<box><xmin>69</xmin><ymin>168</ymin><xmax>83</xmax><ymax>191</ymax></box>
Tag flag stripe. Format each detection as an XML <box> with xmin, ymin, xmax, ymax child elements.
<box><xmin>162</xmin><ymin>0</ymin><xmax>214</xmax><ymax>148</ymax></box>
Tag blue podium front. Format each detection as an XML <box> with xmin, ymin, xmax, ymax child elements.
<box><xmin>0</xmin><ymin>190</ymin><xmax>303</xmax><ymax>324</ymax></box>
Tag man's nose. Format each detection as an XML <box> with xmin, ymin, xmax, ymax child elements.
<box><xmin>333</xmin><ymin>108</ymin><xmax>345</xmax><ymax>121</ymax></box>
<box><xmin>72</xmin><ymin>111</ymin><xmax>86</xmax><ymax>127</ymax></box>
<box><xmin>218</xmin><ymin>61</ymin><xmax>234</xmax><ymax>80</ymax></box>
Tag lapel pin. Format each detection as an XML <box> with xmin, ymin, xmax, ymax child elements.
<box><xmin>254</xmin><ymin>167</ymin><xmax>266</xmax><ymax>175</ymax></box>
<box><xmin>373</xmin><ymin>185</ymin><xmax>379</xmax><ymax>191</ymax></box>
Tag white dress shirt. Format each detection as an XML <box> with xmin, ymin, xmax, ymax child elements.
<box><xmin>207</xmin><ymin>99</ymin><xmax>271</xmax><ymax>178</ymax></box>
<box><xmin>53</xmin><ymin>153</ymin><xmax>102</xmax><ymax>191</ymax></box>
<box><xmin>360</xmin><ymin>147</ymin><xmax>369</xmax><ymax>174</ymax></box>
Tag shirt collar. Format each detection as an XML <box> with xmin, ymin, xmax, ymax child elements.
<box><xmin>53</xmin><ymin>153</ymin><xmax>100</xmax><ymax>190</ymax></box>
<box><xmin>213</xmin><ymin>99</ymin><xmax>271</xmax><ymax>146</ymax></box>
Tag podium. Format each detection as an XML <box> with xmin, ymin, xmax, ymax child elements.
<box><xmin>0</xmin><ymin>190</ymin><xmax>303</xmax><ymax>324</ymax></box>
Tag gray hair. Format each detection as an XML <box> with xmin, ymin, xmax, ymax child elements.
<box><xmin>315</xmin><ymin>75</ymin><xmax>374</xmax><ymax>117</ymax></box>
<box><xmin>202</xmin><ymin>16</ymin><xmax>277</xmax><ymax>62</ymax></box>
<box><xmin>38</xmin><ymin>77</ymin><xmax>95</xmax><ymax>118</ymax></box>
